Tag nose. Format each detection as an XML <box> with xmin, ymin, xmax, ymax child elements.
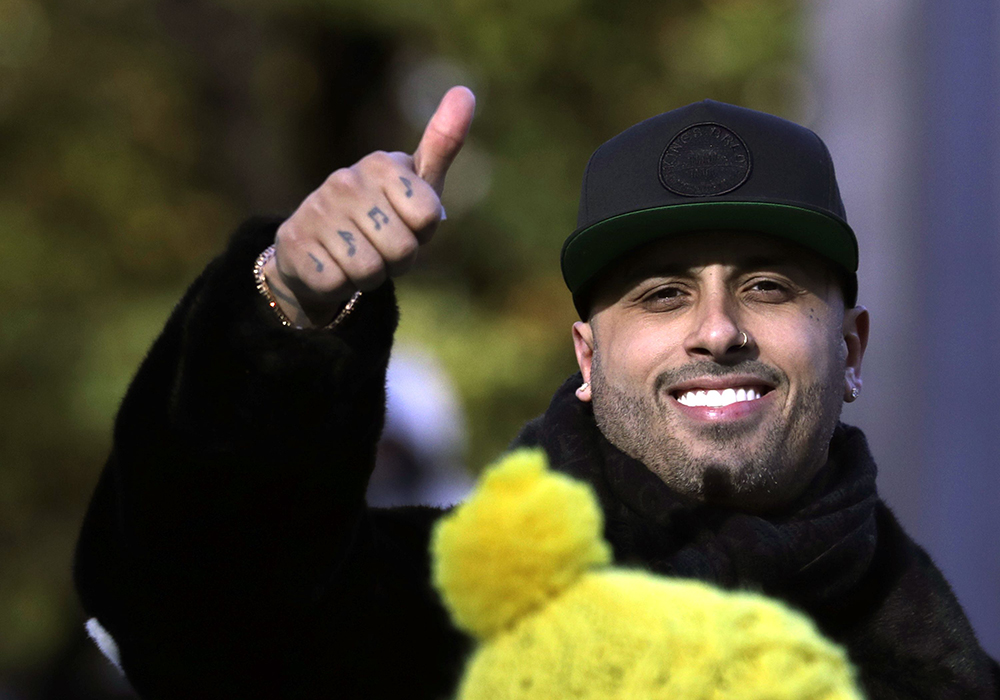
<box><xmin>682</xmin><ymin>291</ymin><xmax>749</xmax><ymax>361</ymax></box>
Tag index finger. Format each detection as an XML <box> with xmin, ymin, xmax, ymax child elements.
<box><xmin>412</xmin><ymin>86</ymin><xmax>476</xmax><ymax>195</ymax></box>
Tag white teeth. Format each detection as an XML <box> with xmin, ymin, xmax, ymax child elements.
<box><xmin>676</xmin><ymin>387</ymin><xmax>765</xmax><ymax>407</ymax></box>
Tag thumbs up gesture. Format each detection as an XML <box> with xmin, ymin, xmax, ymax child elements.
<box><xmin>264</xmin><ymin>86</ymin><xmax>477</xmax><ymax>328</ymax></box>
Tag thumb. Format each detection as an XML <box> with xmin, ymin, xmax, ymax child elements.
<box><xmin>412</xmin><ymin>86</ymin><xmax>476</xmax><ymax>195</ymax></box>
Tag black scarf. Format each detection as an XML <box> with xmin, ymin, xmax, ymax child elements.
<box><xmin>513</xmin><ymin>375</ymin><xmax>1000</xmax><ymax>697</ymax></box>
<box><xmin>514</xmin><ymin>373</ymin><xmax>880</xmax><ymax>612</ymax></box>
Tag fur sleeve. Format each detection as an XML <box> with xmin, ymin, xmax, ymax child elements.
<box><xmin>73</xmin><ymin>217</ymin><xmax>408</xmax><ymax>697</ymax></box>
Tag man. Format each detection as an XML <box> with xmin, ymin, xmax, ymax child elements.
<box><xmin>74</xmin><ymin>87</ymin><xmax>999</xmax><ymax>699</ymax></box>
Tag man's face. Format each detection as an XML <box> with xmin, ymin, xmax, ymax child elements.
<box><xmin>572</xmin><ymin>231</ymin><xmax>868</xmax><ymax>512</ymax></box>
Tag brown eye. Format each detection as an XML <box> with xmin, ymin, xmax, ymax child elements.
<box><xmin>641</xmin><ymin>285</ymin><xmax>686</xmax><ymax>309</ymax></box>
<box><xmin>747</xmin><ymin>278</ymin><xmax>792</xmax><ymax>301</ymax></box>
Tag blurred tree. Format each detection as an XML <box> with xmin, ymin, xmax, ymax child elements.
<box><xmin>0</xmin><ymin>0</ymin><xmax>803</xmax><ymax>692</ymax></box>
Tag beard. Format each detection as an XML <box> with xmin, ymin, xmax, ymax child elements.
<box><xmin>589</xmin><ymin>353</ymin><xmax>845</xmax><ymax>510</ymax></box>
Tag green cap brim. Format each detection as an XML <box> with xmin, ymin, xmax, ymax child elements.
<box><xmin>561</xmin><ymin>201</ymin><xmax>859</xmax><ymax>298</ymax></box>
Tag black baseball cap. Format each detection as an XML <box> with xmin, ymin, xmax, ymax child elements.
<box><xmin>561</xmin><ymin>100</ymin><xmax>858</xmax><ymax>316</ymax></box>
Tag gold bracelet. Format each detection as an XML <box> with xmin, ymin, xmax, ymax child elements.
<box><xmin>253</xmin><ymin>245</ymin><xmax>362</xmax><ymax>330</ymax></box>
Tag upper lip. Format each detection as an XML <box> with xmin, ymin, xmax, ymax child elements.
<box><xmin>667</xmin><ymin>375</ymin><xmax>777</xmax><ymax>397</ymax></box>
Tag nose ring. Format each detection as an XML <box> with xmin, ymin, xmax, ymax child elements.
<box><xmin>737</xmin><ymin>331</ymin><xmax>749</xmax><ymax>349</ymax></box>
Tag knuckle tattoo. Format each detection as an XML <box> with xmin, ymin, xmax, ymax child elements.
<box><xmin>399</xmin><ymin>176</ymin><xmax>414</xmax><ymax>198</ymax></box>
<box><xmin>307</xmin><ymin>252</ymin><xmax>324</xmax><ymax>273</ymax></box>
<box><xmin>337</xmin><ymin>230</ymin><xmax>357</xmax><ymax>257</ymax></box>
<box><xmin>367</xmin><ymin>206</ymin><xmax>390</xmax><ymax>231</ymax></box>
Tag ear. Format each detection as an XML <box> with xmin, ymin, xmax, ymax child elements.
<box><xmin>843</xmin><ymin>306</ymin><xmax>869</xmax><ymax>402</ymax></box>
<box><xmin>572</xmin><ymin>321</ymin><xmax>595</xmax><ymax>403</ymax></box>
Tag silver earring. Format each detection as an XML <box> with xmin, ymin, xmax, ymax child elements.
<box><xmin>850</xmin><ymin>387</ymin><xmax>859</xmax><ymax>400</ymax></box>
<box><xmin>578</xmin><ymin>382</ymin><xmax>590</xmax><ymax>393</ymax></box>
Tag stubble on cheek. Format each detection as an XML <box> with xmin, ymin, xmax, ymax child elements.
<box><xmin>589</xmin><ymin>351</ymin><xmax>844</xmax><ymax>508</ymax></box>
<box><xmin>589</xmin><ymin>351</ymin><xmax>711</xmax><ymax>498</ymax></box>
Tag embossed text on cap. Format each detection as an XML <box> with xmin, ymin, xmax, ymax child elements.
<box><xmin>659</xmin><ymin>122</ymin><xmax>752</xmax><ymax>197</ymax></box>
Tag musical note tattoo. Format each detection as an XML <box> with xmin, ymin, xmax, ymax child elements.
<box><xmin>367</xmin><ymin>206</ymin><xmax>390</xmax><ymax>231</ymax></box>
<box><xmin>338</xmin><ymin>230</ymin><xmax>357</xmax><ymax>257</ymax></box>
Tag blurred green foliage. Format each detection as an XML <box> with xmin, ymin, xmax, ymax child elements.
<box><xmin>0</xmin><ymin>0</ymin><xmax>803</xmax><ymax>684</ymax></box>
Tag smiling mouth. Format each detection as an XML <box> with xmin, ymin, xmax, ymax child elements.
<box><xmin>673</xmin><ymin>386</ymin><xmax>772</xmax><ymax>408</ymax></box>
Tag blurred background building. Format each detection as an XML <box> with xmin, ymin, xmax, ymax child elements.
<box><xmin>0</xmin><ymin>0</ymin><xmax>996</xmax><ymax>695</ymax></box>
<box><xmin>810</xmin><ymin>0</ymin><xmax>1000</xmax><ymax>663</ymax></box>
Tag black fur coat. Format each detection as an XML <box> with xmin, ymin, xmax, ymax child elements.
<box><xmin>75</xmin><ymin>218</ymin><xmax>999</xmax><ymax>699</ymax></box>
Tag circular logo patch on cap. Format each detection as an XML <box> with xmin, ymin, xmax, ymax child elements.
<box><xmin>659</xmin><ymin>122</ymin><xmax>751</xmax><ymax>196</ymax></box>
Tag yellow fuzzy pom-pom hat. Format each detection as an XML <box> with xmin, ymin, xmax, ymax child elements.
<box><xmin>431</xmin><ymin>448</ymin><xmax>865</xmax><ymax>700</ymax></box>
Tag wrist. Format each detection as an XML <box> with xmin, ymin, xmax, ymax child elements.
<box><xmin>254</xmin><ymin>246</ymin><xmax>361</xmax><ymax>330</ymax></box>
<box><xmin>260</xmin><ymin>255</ymin><xmax>309</xmax><ymax>325</ymax></box>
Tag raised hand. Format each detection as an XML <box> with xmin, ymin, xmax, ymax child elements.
<box><xmin>264</xmin><ymin>86</ymin><xmax>477</xmax><ymax>328</ymax></box>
